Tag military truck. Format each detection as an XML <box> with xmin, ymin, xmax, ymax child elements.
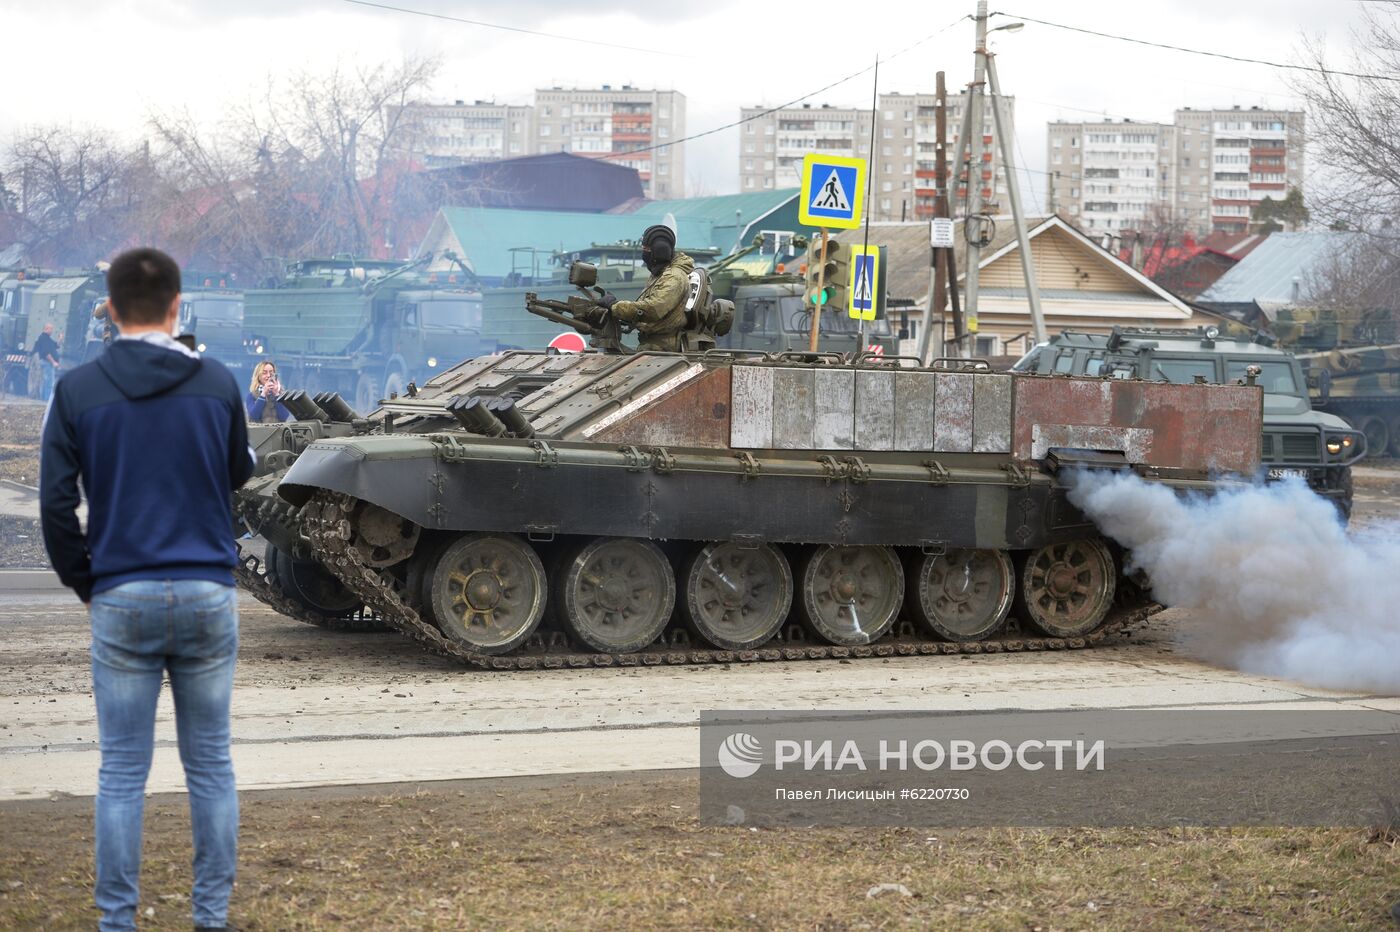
<box><xmin>230</xmin><ymin>262</ymin><xmax>1264</xmax><ymax>669</ymax></box>
<box><xmin>241</xmin><ymin>255</ymin><xmax>498</xmax><ymax>412</ymax></box>
<box><xmin>1012</xmin><ymin>326</ymin><xmax>1365</xmax><ymax>517</ymax></box>
<box><xmin>176</xmin><ymin>287</ymin><xmax>246</xmax><ymax>376</ymax></box>
<box><xmin>1264</xmin><ymin>306</ymin><xmax>1400</xmax><ymax>456</ymax></box>
<box><xmin>0</xmin><ymin>271</ymin><xmax>42</xmax><ymax>395</ymax></box>
<box><xmin>25</xmin><ymin>273</ymin><xmax>106</xmax><ymax>369</ymax></box>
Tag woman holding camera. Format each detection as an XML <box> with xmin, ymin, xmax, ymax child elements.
<box><xmin>245</xmin><ymin>360</ymin><xmax>291</xmax><ymax>422</ymax></box>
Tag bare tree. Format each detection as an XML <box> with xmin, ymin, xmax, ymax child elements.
<box><xmin>0</xmin><ymin>126</ymin><xmax>157</xmax><ymax>267</ymax></box>
<box><xmin>150</xmin><ymin>56</ymin><xmax>440</xmax><ymax>279</ymax></box>
<box><xmin>1295</xmin><ymin>3</ymin><xmax>1400</xmax><ymax>241</ymax></box>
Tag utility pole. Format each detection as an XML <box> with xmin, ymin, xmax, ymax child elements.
<box><xmin>960</xmin><ymin>0</ymin><xmax>991</xmax><ymax>357</ymax></box>
<box><xmin>983</xmin><ymin>51</ymin><xmax>1047</xmax><ymax>343</ymax></box>
<box><xmin>917</xmin><ymin>71</ymin><xmax>950</xmax><ymax>364</ymax></box>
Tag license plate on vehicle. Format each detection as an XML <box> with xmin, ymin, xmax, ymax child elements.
<box><xmin>1267</xmin><ymin>468</ymin><xmax>1309</xmax><ymax>481</ymax></box>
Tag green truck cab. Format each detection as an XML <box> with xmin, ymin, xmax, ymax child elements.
<box><xmin>242</xmin><ymin>256</ymin><xmax>497</xmax><ymax>412</ymax></box>
<box><xmin>1012</xmin><ymin>326</ymin><xmax>1365</xmax><ymax>518</ymax></box>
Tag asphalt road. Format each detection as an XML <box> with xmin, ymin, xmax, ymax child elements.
<box><xmin>1</xmin><ymin>464</ymin><xmax>1397</xmax><ymax>802</ymax></box>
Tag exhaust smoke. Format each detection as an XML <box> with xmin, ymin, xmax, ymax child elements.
<box><xmin>1068</xmin><ymin>471</ymin><xmax>1400</xmax><ymax>695</ymax></box>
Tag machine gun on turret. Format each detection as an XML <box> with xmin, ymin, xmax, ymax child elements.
<box><xmin>525</xmin><ymin>261</ymin><xmax>628</xmax><ymax>353</ymax></box>
<box><xmin>525</xmin><ymin>260</ymin><xmax>735</xmax><ymax>355</ymax></box>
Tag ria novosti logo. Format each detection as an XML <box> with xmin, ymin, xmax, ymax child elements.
<box><xmin>717</xmin><ymin>732</ymin><xmax>763</xmax><ymax>778</ymax></box>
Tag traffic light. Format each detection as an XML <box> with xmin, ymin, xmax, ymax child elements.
<box><xmin>801</xmin><ymin>238</ymin><xmax>850</xmax><ymax>310</ymax></box>
<box><xmin>822</xmin><ymin>240</ymin><xmax>850</xmax><ymax>316</ymax></box>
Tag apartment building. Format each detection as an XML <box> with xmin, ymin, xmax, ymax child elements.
<box><xmin>1046</xmin><ymin>106</ymin><xmax>1304</xmax><ymax>236</ymax></box>
<box><xmin>1046</xmin><ymin>120</ymin><xmax>1178</xmax><ymax>233</ymax></box>
<box><xmin>533</xmin><ymin>86</ymin><xmax>685</xmax><ymax>199</ymax></box>
<box><xmin>398</xmin><ymin>86</ymin><xmax>685</xmax><ymax>198</ymax></box>
<box><xmin>1173</xmin><ymin>106</ymin><xmax>1304</xmax><ymax>235</ymax></box>
<box><xmin>738</xmin><ymin>93</ymin><xmax>1013</xmax><ymax>222</ymax></box>
<box><xmin>398</xmin><ymin>99</ymin><xmax>535</xmax><ymax>167</ymax></box>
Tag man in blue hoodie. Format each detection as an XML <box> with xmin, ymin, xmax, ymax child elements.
<box><xmin>40</xmin><ymin>247</ymin><xmax>254</xmax><ymax>932</ymax></box>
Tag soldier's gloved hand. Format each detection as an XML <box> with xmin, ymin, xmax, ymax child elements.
<box><xmin>596</xmin><ymin>293</ymin><xmax>619</xmax><ymax>310</ymax></box>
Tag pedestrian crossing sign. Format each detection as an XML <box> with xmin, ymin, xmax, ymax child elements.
<box><xmin>848</xmin><ymin>245</ymin><xmax>879</xmax><ymax>320</ymax></box>
<box><xmin>799</xmin><ymin>153</ymin><xmax>866</xmax><ymax>229</ymax></box>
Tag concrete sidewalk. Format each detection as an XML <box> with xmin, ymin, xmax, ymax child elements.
<box><xmin>0</xmin><ymin>568</ymin><xmax>63</xmax><ymax>591</ymax></box>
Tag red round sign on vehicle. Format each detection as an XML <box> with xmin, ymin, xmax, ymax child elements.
<box><xmin>548</xmin><ymin>332</ymin><xmax>587</xmax><ymax>353</ymax></box>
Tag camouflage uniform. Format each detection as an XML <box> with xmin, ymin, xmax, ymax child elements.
<box><xmin>612</xmin><ymin>253</ymin><xmax>694</xmax><ymax>352</ymax></box>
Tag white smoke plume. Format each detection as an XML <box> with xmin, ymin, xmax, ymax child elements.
<box><xmin>1068</xmin><ymin>471</ymin><xmax>1400</xmax><ymax>696</ymax></box>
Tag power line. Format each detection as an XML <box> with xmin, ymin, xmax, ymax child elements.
<box><xmin>340</xmin><ymin>0</ymin><xmax>689</xmax><ymax>57</ymax></box>
<box><xmin>993</xmin><ymin>10</ymin><xmax>1400</xmax><ymax>83</ymax></box>
<box><xmin>489</xmin><ymin>15</ymin><xmax>970</xmax><ymax>170</ymax></box>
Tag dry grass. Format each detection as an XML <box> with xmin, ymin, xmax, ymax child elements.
<box><xmin>1</xmin><ymin>772</ymin><xmax>1396</xmax><ymax>930</ymax></box>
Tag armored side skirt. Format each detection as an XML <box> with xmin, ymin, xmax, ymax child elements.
<box><xmin>275</xmin><ymin>438</ymin><xmax>1168</xmax><ymax>551</ymax></box>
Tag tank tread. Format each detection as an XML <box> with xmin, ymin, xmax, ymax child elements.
<box><xmin>301</xmin><ymin>491</ymin><xmax>1163</xmax><ymax>670</ymax></box>
<box><xmin>233</xmin><ymin>550</ymin><xmax>388</xmax><ymax>634</ymax></box>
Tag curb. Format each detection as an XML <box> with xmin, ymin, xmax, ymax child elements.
<box><xmin>0</xmin><ymin>569</ymin><xmax>65</xmax><ymax>591</ymax></box>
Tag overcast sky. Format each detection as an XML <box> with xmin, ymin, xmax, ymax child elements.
<box><xmin>3</xmin><ymin>0</ymin><xmax>1380</xmax><ymax>206</ymax></box>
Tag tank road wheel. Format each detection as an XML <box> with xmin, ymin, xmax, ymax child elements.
<box><xmin>681</xmin><ymin>542</ymin><xmax>793</xmax><ymax>651</ymax></box>
<box><xmin>558</xmin><ymin>537</ymin><xmax>675</xmax><ymax>653</ymax></box>
<box><xmin>424</xmin><ymin>533</ymin><xmax>547</xmax><ymax>655</ymax></box>
<box><xmin>1017</xmin><ymin>539</ymin><xmax>1117</xmax><ymax>638</ymax></box>
<box><xmin>906</xmin><ymin>548</ymin><xmax>1015</xmax><ymax>642</ymax></box>
<box><xmin>274</xmin><ymin>547</ymin><xmax>363</xmax><ymax>616</ymax></box>
<box><xmin>354</xmin><ymin>373</ymin><xmax>382</xmax><ymax>413</ymax></box>
<box><xmin>1358</xmin><ymin>415</ymin><xmax>1389</xmax><ymax>459</ymax></box>
<box><xmin>798</xmin><ymin>545</ymin><xmax>903</xmax><ymax>646</ymax></box>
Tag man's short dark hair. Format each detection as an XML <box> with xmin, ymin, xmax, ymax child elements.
<box><xmin>107</xmin><ymin>248</ymin><xmax>181</xmax><ymax>326</ymax></box>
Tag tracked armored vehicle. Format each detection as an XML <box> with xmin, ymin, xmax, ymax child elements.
<box><xmin>235</xmin><ymin>266</ymin><xmax>1264</xmax><ymax>669</ymax></box>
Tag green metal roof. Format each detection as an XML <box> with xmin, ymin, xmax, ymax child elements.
<box><xmin>430</xmin><ymin>190</ymin><xmax>802</xmax><ymax>282</ymax></box>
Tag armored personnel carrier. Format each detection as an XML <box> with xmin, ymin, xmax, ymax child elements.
<box><xmin>234</xmin><ymin>265</ymin><xmax>1264</xmax><ymax>669</ymax></box>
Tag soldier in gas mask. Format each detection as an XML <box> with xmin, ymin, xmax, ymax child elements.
<box><xmin>600</xmin><ymin>224</ymin><xmax>693</xmax><ymax>352</ymax></box>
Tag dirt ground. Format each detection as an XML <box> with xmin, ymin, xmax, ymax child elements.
<box><xmin>0</xmin><ymin>772</ymin><xmax>1396</xmax><ymax>931</ymax></box>
<box><xmin>0</xmin><ymin>402</ymin><xmax>43</xmax><ymax>485</ymax></box>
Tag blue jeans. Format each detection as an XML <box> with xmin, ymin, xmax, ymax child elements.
<box><xmin>39</xmin><ymin>361</ymin><xmax>55</xmax><ymax>401</ymax></box>
<box><xmin>90</xmin><ymin>579</ymin><xmax>239</xmax><ymax>931</ymax></box>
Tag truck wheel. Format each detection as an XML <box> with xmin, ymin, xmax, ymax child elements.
<box><xmin>798</xmin><ymin>545</ymin><xmax>902</xmax><ymax>646</ymax></box>
<box><xmin>1016</xmin><ymin>539</ymin><xmax>1116</xmax><ymax>638</ymax></box>
<box><xmin>383</xmin><ymin>368</ymin><xmax>406</xmax><ymax>401</ymax></box>
<box><xmin>1358</xmin><ymin>415</ymin><xmax>1389</xmax><ymax>458</ymax></box>
<box><xmin>355</xmin><ymin>373</ymin><xmax>381</xmax><ymax>413</ymax></box>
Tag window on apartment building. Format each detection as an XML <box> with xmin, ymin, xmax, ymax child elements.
<box><xmin>883</xmin><ymin>110</ymin><xmax>893</xmax><ymax>119</ymax></box>
<box><xmin>745</xmin><ymin>177</ymin><xmax>754</xmax><ymax>189</ymax></box>
<box><xmin>1071</xmin><ymin>154</ymin><xmax>1080</xmax><ymax>164</ymax></box>
<box><xmin>1198</xmin><ymin>158</ymin><xmax>1208</xmax><ymax>168</ymax></box>
<box><xmin>1200</xmin><ymin>175</ymin><xmax>1208</xmax><ymax>184</ymax></box>
<box><xmin>905</xmin><ymin>110</ymin><xmax>913</xmax><ymax>120</ymax></box>
<box><xmin>904</xmin><ymin>128</ymin><xmax>913</xmax><ymax>137</ymax></box>
<box><xmin>903</xmin><ymin>145</ymin><xmax>913</xmax><ymax>156</ymax></box>
<box><xmin>744</xmin><ymin>143</ymin><xmax>754</xmax><ymax>154</ymax></box>
<box><xmin>883</xmin><ymin>163</ymin><xmax>892</xmax><ymax>173</ymax></box>
<box><xmin>882</xmin><ymin>181</ymin><xmax>892</xmax><ymax>192</ymax></box>
<box><xmin>883</xmin><ymin>127</ymin><xmax>892</xmax><ymax>138</ymax></box>
<box><xmin>881</xmin><ymin>145</ymin><xmax>891</xmax><ymax>156</ymax></box>
<box><xmin>764</xmin><ymin>178</ymin><xmax>773</xmax><ymax>188</ymax></box>
<box><xmin>540</xmin><ymin>125</ymin><xmax>551</xmax><ymax>136</ymax></box>
<box><xmin>659</xmin><ymin>164</ymin><xmax>669</xmax><ymax>175</ymax></box>
<box><xmin>660</xmin><ymin>108</ymin><xmax>670</xmax><ymax>119</ymax></box>
<box><xmin>1052</xmin><ymin>154</ymin><xmax>1062</xmax><ymax>165</ymax></box>
<box><xmin>1070</xmin><ymin>205</ymin><xmax>1079</xmax><ymax>214</ymax></box>
<box><xmin>765</xmin><ymin>125</ymin><xmax>774</xmax><ymax>135</ymax></box>
<box><xmin>744</xmin><ymin>159</ymin><xmax>753</xmax><ymax>170</ymax></box>
<box><xmin>659</xmin><ymin>127</ymin><xmax>669</xmax><ymax>138</ymax></box>
<box><xmin>1053</xmin><ymin>138</ymin><xmax>1062</xmax><ymax>148</ymax></box>
<box><xmin>881</xmin><ymin>198</ymin><xmax>891</xmax><ymax>210</ymax></box>
<box><xmin>904</xmin><ymin>164</ymin><xmax>911</xmax><ymax>174</ymax></box>
<box><xmin>1071</xmin><ymin>137</ymin><xmax>1079</xmax><ymax>147</ymax></box>
<box><xmin>1071</xmin><ymin>187</ymin><xmax>1079</xmax><ymax>197</ymax></box>
<box><xmin>542</xmin><ymin>106</ymin><xmax>551</xmax><ymax>116</ymax></box>
<box><xmin>509</xmin><ymin>141</ymin><xmax>521</xmax><ymax>153</ymax></box>
<box><xmin>902</xmin><ymin>181</ymin><xmax>911</xmax><ymax>191</ymax></box>
<box><xmin>746</xmin><ymin>123</ymin><xmax>755</xmax><ymax>134</ymax></box>
<box><xmin>561</xmin><ymin>106</ymin><xmax>571</xmax><ymax>117</ymax></box>
<box><xmin>765</xmin><ymin>142</ymin><xmax>774</xmax><ymax>152</ymax></box>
